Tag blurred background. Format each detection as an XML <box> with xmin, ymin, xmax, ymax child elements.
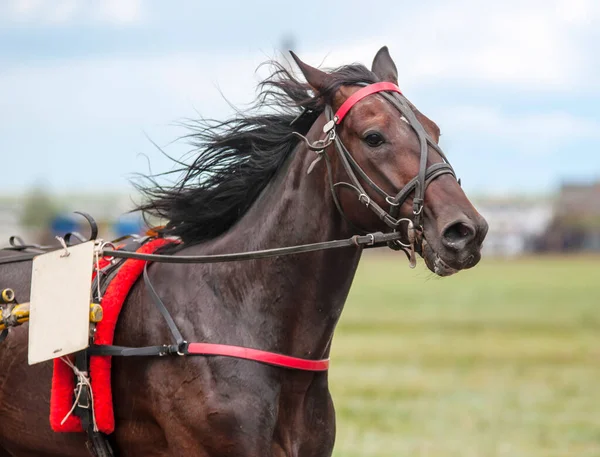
<box><xmin>1</xmin><ymin>1</ymin><xmax>599</xmax><ymax>456</ymax></box>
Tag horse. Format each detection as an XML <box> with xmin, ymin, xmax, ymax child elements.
<box><xmin>0</xmin><ymin>47</ymin><xmax>488</xmax><ymax>457</ymax></box>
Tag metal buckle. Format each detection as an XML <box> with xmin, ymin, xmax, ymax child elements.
<box><xmin>76</xmin><ymin>384</ymin><xmax>91</xmax><ymax>409</ymax></box>
<box><xmin>77</xmin><ymin>397</ymin><xmax>90</xmax><ymax>409</ymax></box>
<box><xmin>385</xmin><ymin>196</ymin><xmax>400</xmax><ymax>207</ymax></box>
<box><xmin>358</xmin><ymin>193</ymin><xmax>371</xmax><ymax>207</ymax></box>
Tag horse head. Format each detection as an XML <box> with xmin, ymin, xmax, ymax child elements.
<box><xmin>291</xmin><ymin>46</ymin><xmax>488</xmax><ymax>276</ymax></box>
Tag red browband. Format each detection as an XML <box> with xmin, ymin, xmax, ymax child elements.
<box><xmin>335</xmin><ymin>82</ymin><xmax>402</xmax><ymax>124</ymax></box>
<box><xmin>187</xmin><ymin>343</ymin><xmax>329</xmax><ymax>371</ymax></box>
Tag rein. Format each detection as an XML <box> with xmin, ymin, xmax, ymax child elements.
<box><xmin>100</xmin><ymin>231</ymin><xmax>403</xmax><ymax>263</ymax></box>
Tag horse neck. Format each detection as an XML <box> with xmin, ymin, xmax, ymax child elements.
<box><xmin>192</xmin><ymin>115</ymin><xmax>362</xmax><ymax>359</ymax></box>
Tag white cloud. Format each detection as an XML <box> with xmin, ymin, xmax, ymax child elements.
<box><xmin>92</xmin><ymin>0</ymin><xmax>142</xmax><ymax>24</ymax></box>
<box><xmin>4</xmin><ymin>0</ymin><xmax>598</xmax><ymax>92</ymax></box>
<box><xmin>295</xmin><ymin>0</ymin><xmax>598</xmax><ymax>93</ymax></box>
<box><xmin>47</xmin><ymin>0</ymin><xmax>78</xmax><ymax>24</ymax></box>
<box><xmin>554</xmin><ymin>0</ymin><xmax>600</xmax><ymax>25</ymax></box>
<box><xmin>1</xmin><ymin>0</ymin><xmax>598</xmax><ymax>194</ymax></box>
<box><xmin>5</xmin><ymin>0</ymin><xmax>142</xmax><ymax>25</ymax></box>
<box><xmin>9</xmin><ymin>0</ymin><xmax>42</xmax><ymax>16</ymax></box>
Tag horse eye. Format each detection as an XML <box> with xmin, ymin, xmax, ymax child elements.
<box><xmin>363</xmin><ymin>132</ymin><xmax>384</xmax><ymax>147</ymax></box>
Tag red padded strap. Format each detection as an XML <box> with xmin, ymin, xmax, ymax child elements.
<box><xmin>334</xmin><ymin>82</ymin><xmax>402</xmax><ymax>124</ymax></box>
<box><xmin>186</xmin><ymin>343</ymin><xmax>330</xmax><ymax>371</ymax></box>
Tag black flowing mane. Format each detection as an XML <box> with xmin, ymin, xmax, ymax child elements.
<box><xmin>135</xmin><ymin>59</ymin><xmax>378</xmax><ymax>245</ymax></box>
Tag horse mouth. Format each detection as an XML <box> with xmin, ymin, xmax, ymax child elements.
<box><xmin>420</xmin><ymin>238</ymin><xmax>458</xmax><ymax>277</ymax></box>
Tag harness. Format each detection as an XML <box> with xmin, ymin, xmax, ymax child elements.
<box><xmin>0</xmin><ymin>81</ymin><xmax>459</xmax><ymax>457</ymax></box>
<box><xmin>89</xmin><ymin>80</ymin><xmax>458</xmax><ymax>367</ymax></box>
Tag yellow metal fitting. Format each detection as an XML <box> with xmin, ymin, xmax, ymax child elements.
<box><xmin>1</xmin><ymin>288</ymin><xmax>15</xmax><ymax>304</ymax></box>
<box><xmin>11</xmin><ymin>303</ymin><xmax>30</xmax><ymax>319</ymax></box>
<box><xmin>90</xmin><ymin>303</ymin><xmax>103</xmax><ymax>323</ymax></box>
<box><xmin>0</xmin><ymin>302</ymin><xmax>29</xmax><ymax>330</ymax></box>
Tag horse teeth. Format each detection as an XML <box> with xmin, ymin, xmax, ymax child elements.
<box><xmin>434</xmin><ymin>254</ymin><xmax>457</xmax><ymax>277</ymax></box>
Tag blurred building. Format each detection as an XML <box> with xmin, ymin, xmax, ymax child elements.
<box><xmin>476</xmin><ymin>197</ymin><xmax>554</xmax><ymax>256</ymax></box>
<box><xmin>535</xmin><ymin>181</ymin><xmax>600</xmax><ymax>252</ymax></box>
<box><xmin>2</xmin><ymin>180</ymin><xmax>600</xmax><ymax>255</ymax></box>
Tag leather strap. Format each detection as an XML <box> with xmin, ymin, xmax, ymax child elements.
<box><xmin>89</xmin><ymin>262</ymin><xmax>330</xmax><ymax>371</ymax></box>
<box><xmin>334</xmin><ymin>82</ymin><xmax>401</xmax><ymax>124</ymax></box>
<box><xmin>88</xmin><ymin>343</ymin><xmax>329</xmax><ymax>371</ymax></box>
<box><xmin>88</xmin><ymin>344</ymin><xmax>179</xmax><ymax>357</ymax></box>
<box><xmin>186</xmin><ymin>343</ymin><xmax>329</xmax><ymax>371</ymax></box>
<box><xmin>102</xmin><ymin>231</ymin><xmax>405</xmax><ymax>263</ymax></box>
<box><xmin>143</xmin><ymin>264</ymin><xmax>185</xmax><ymax>347</ymax></box>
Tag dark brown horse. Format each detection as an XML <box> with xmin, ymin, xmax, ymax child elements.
<box><xmin>0</xmin><ymin>47</ymin><xmax>487</xmax><ymax>457</ymax></box>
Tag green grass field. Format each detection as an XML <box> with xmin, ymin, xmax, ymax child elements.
<box><xmin>329</xmin><ymin>254</ymin><xmax>600</xmax><ymax>457</ymax></box>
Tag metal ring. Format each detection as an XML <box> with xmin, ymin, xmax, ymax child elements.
<box><xmin>385</xmin><ymin>196</ymin><xmax>400</xmax><ymax>207</ymax></box>
<box><xmin>1</xmin><ymin>288</ymin><xmax>15</xmax><ymax>303</ymax></box>
<box><xmin>177</xmin><ymin>341</ymin><xmax>188</xmax><ymax>356</ymax></box>
<box><xmin>98</xmin><ymin>241</ymin><xmax>116</xmax><ymax>262</ymax></box>
<box><xmin>358</xmin><ymin>193</ymin><xmax>371</xmax><ymax>207</ymax></box>
<box><xmin>388</xmin><ymin>223</ymin><xmax>412</xmax><ymax>248</ymax></box>
<box><xmin>413</xmin><ymin>205</ymin><xmax>423</xmax><ymax>216</ymax></box>
<box><xmin>367</xmin><ymin>234</ymin><xmax>375</xmax><ymax>245</ymax></box>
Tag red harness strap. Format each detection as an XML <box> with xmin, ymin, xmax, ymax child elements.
<box><xmin>334</xmin><ymin>81</ymin><xmax>402</xmax><ymax>124</ymax></box>
<box><xmin>186</xmin><ymin>343</ymin><xmax>329</xmax><ymax>371</ymax></box>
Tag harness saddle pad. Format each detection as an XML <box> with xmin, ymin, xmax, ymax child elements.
<box><xmin>50</xmin><ymin>238</ymin><xmax>172</xmax><ymax>434</ymax></box>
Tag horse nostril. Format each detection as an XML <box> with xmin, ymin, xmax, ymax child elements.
<box><xmin>442</xmin><ymin>221</ymin><xmax>476</xmax><ymax>250</ymax></box>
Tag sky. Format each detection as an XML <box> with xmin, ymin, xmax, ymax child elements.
<box><xmin>1</xmin><ymin>0</ymin><xmax>599</xmax><ymax>198</ymax></box>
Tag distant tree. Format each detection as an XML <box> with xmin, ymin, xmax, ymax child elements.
<box><xmin>20</xmin><ymin>186</ymin><xmax>59</xmax><ymax>228</ymax></box>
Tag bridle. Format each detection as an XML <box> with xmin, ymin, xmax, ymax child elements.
<box><xmin>297</xmin><ymin>81</ymin><xmax>457</xmax><ymax>259</ymax></box>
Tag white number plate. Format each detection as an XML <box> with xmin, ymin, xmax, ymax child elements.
<box><xmin>28</xmin><ymin>241</ymin><xmax>95</xmax><ymax>365</ymax></box>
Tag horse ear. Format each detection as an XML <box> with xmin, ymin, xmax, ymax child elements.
<box><xmin>289</xmin><ymin>51</ymin><xmax>332</xmax><ymax>93</ymax></box>
<box><xmin>371</xmin><ymin>46</ymin><xmax>398</xmax><ymax>85</ymax></box>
